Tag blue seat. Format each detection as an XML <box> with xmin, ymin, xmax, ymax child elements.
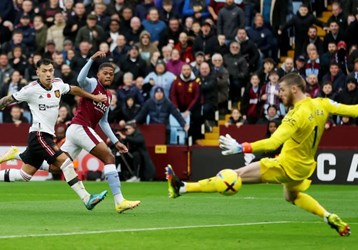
<box><xmin>169</xmin><ymin>114</ymin><xmax>189</xmax><ymax>145</ymax></box>
<box><xmin>0</xmin><ymin>111</ymin><xmax>3</xmax><ymax>123</ymax></box>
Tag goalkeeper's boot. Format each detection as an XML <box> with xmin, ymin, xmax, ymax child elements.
<box><xmin>116</xmin><ymin>199</ymin><xmax>141</xmax><ymax>213</ymax></box>
<box><xmin>0</xmin><ymin>146</ymin><xmax>19</xmax><ymax>163</ymax></box>
<box><xmin>326</xmin><ymin>213</ymin><xmax>351</xmax><ymax>236</ymax></box>
<box><xmin>165</xmin><ymin>164</ymin><xmax>184</xmax><ymax>198</ymax></box>
<box><xmin>85</xmin><ymin>190</ymin><xmax>108</xmax><ymax>210</ymax></box>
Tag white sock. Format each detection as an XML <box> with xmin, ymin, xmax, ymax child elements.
<box><xmin>104</xmin><ymin>164</ymin><xmax>124</xmax><ymax>205</ymax></box>
<box><xmin>179</xmin><ymin>182</ymin><xmax>187</xmax><ymax>194</ymax></box>
<box><xmin>60</xmin><ymin>158</ymin><xmax>90</xmax><ymax>203</ymax></box>
<box><xmin>0</xmin><ymin>169</ymin><xmax>32</xmax><ymax>181</ymax></box>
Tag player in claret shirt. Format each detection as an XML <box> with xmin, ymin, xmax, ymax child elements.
<box><xmin>0</xmin><ymin>58</ymin><xmax>108</xmax><ymax>211</ymax></box>
<box><xmin>60</xmin><ymin>51</ymin><xmax>140</xmax><ymax>213</ymax></box>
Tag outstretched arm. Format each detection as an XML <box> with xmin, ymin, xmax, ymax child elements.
<box><xmin>0</xmin><ymin>95</ymin><xmax>16</xmax><ymax>110</ymax></box>
<box><xmin>77</xmin><ymin>51</ymin><xmax>106</xmax><ymax>93</ymax></box>
<box><xmin>69</xmin><ymin>86</ymin><xmax>107</xmax><ymax>103</ymax></box>
<box><xmin>99</xmin><ymin>110</ymin><xmax>128</xmax><ymax>153</ymax></box>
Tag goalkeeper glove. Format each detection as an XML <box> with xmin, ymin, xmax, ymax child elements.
<box><xmin>219</xmin><ymin>134</ymin><xmax>252</xmax><ymax>155</ymax></box>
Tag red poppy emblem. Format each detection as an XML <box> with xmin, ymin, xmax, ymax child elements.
<box><xmin>47</xmin><ymin>93</ymin><xmax>51</xmax><ymax>98</ymax></box>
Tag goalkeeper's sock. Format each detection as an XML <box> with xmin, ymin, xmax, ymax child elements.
<box><xmin>104</xmin><ymin>164</ymin><xmax>124</xmax><ymax>205</ymax></box>
<box><xmin>186</xmin><ymin>177</ymin><xmax>217</xmax><ymax>193</ymax></box>
<box><xmin>0</xmin><ymin>169</ymin><xmax>32</xmax><ymax>182</ymax></box>
<box><xmin>60</xmin><ymin>158</ymin><xmax>90</xmax><ymax>203</ymax></box>
<box><xmin>294</xmin><ymin>192</ymin><xmax>327</xmax><ymax>218</ymax></box>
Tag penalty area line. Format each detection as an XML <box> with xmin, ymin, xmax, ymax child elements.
<box><xmin>0</xmin><ymin>221</ymin><xmax>291</xmax><ymax>239</ymax></box>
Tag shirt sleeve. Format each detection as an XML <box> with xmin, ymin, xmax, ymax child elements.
<box><xmin>12</xmin><ymin>86</ymin><xmax>31</xmax><ymax>103</ymax></box>
<box><xmin>323</xmin><ymin>98</ymin><xmax>358</xmax><ymax>117</ymax></box>
<box><xmin>251</xmin><ymin>111</ymin><xmax>300</xmax><ymax>152</ymax></box>
<box><xmin>77</xmin><ymin>58</ymin><xmax>97</xmax><ymax>93</ymax></box>
<box><xmin>98</xmin><ymin>108</ymin><xmax>119</xmax><ymax>145</ymax></box>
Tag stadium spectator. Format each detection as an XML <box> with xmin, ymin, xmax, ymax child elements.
<box><xmin>27</xmin><ymin>53</ymin><xmax>42</xmax><ymax>82</ymax></box>
<box><xmin>143</xmin><ymin>59</ymin><xmax>176</xmax><ymax>98</ymax></box>
<box><xmin>159</xmin><ymin>0</ymin><xmax>179</xmax><ymax>24</ymax></box>
<box><xmin>198</xmin><ymin>62</ymin><xmax>217</xmax><ymax>131</ymax></box>
<box><xmin>118</xmin><ymin>45</ymin><xmax>147</xmax><ymax>79</ymax></box>
<box><xmin>63</xmin><ymin>2</ymin><xmax>87</xmax><ymax>43</ymax></box>
<box><xmin>336</xmin><ymin>41</ymin><xmax>349</xmax><ymax>75</ymax></box>
<box><xmin>107</xmin><ymin>92</ymin><xmax>122</xmax><ymax>124</ymax></box>
<box><xmin>9</xmin><ymin>47</ymin><xmax>28</xmax><ymax>78</ymax></box>
<box><xmin>327</xmin><ymin>2</ymin><xmax>347</xmax><ymax>31</ymax></box>
<box><xmin>302</xmin><ymin>26</ymin><xmax>324</xmax><ymax>58</ymax></box>
<box><xmin>126</xmin><ymin>16</ymin><xmax>144</xmax><ymax>46</ymax></box>
<box><xmin>345</xmin><ymin>13</ymin><xmax>358</xmax><ymax>49</ymax></box>
<box><xmin>223</xmin><ymin>41</ymin><xmax>248</xmax><ymax>104</ymax></box>
<box><xmin>173</xmin><ymin>32</ymin><xmax>194</xmax><ymax>63</ymax></box>
<box><xmin>334</xmin><ymin>76</ymin><xmax>358</xmax><ymax>124</ymax></box>
<box><xmin>323</xmin><ymin>21</ymin><xmax>346</xmax><ymax>53</ymax></box>
<box><xmin>46</xmin><ymin>12</ymin><xmax>66</xmax><ymax>52</ymax></box>
<box><xmin>116</xmin><ymin>121</ymin><xmax>156</xmax><ymax>181</ymax></box>
<box><xmin>305</xmin><ymin>49</ymin><xmax>322</xmax><ymax>80</ymax></box>
<box><xmin>247</xmin><ymin>14</ymin><xmax>276</xmax><ymax>62</ymax></box>
<box><xmin>170</xmin><ymin>64</ymin><xmax>201</xmax><ymax>139</ymax></box>
<box><xmin>117</xmin><ymin>72</ymin><xmax>144</xmax><ymax>106</ymax></box>
<box><xmin>15</xmin><ymin>14</ymin><xmax>36</xmax><ymax>54</ymax></box>
<box><xmin>193</xmin><ymin>20</ymin><xmax>219</xmax><ymax>60</ymax></box>
<box><xmin>142</xmin><ymin>7</ymin><xmax>167</xmax><ymax>45</ymax></box>
<box><xmin>277</xmin><ymin>57</ymin><xmax>297</xmax><ymax>78</ymax></box>
<box><xmin>257</xmin><ymin>104</ymin><xmax>281</xmax><ymax>125</ymax></box>
<box><xmin>208</xmin><ymin>0</ymin><xmax>244</xmax><ymax>22</ymax></box>
<box><xmin>0</xmin><ymin>70</ymin><xmax>26</xmax><ymax>99</ymax></box>
<box><xmin>135</xmin><ymin>30</ymin><xmax>159</xmax><ymax>64</ymax></box>
<box><xmin>190</xmin><ymin>51</ymin><xmax>205</xmax><ymax>76</ymax></box>
<box><xmin>135</xmin><ymin>0</ymin><xmax>155</xmax><ymax>21</ymax></box>
<box><xmin>295</xmin><ymin>55</ymin><xmax>307</xmax><ymax>78</ymax></box>
<box><xmin>53</xmin><ymin>52</ymin><xmax>65</xmax><ymax>77</ymax></box>
<box><xmin>3</xmin><ymin>105</ymin><xmax>29</xmax><ymax>125</ymax></box>
<box><xmin>118</xmin><ymin>95</ymin><xmax>141</xmax><ymax>126</ymax></box>
<box><xmin>257</xmin><ymin>57</ymin><xmax>276</xmax><ymax>85</ymax></box>
<box><xmin>278</xmin><ymin>4</ymin><xmax>325</xmax><ymax>59</ymax></box>
<box><xmin>70</xmin><ymin>40</ymin><xmax>93</xmax><ymax>76</ymax></box>
<box><xmin>93</xmin><ymin>2</ymin><xmax>111</xmax><ymax>29</ymax></box>
<box><xmin>261</xmin><ymin>70</ymin><xmax>284</xmax><ymax>116</ymax></box>
<box><xmin>183</xmin><ymin>0</ymin><xmax>210</xmax><ymax>21</ymax></box>
<box><xmin>39</xmin><ymin>0</ymin><xmax>62</xmax><ymax>27</ymax></box>
<box><xmin>235</xmin><ymin>28</ymin><xmax>259</xmax><ymax>72</ymax></box>
<box><xmin>0</xmin><ymin>53</ymin><xmax>14</xmax><ymax>91</ymax></box>
<box><xmin>225</xmin><ymin>108</ymin><xmax>245</xmax><ymax>128</ymax></box>
<box><xmin>166</xmin><ymin>48</ymin><xmax>185</xmax><ymax>76</ymax></box>
<box><xmin>320</xmin><ymin>42</ymin><xmax>338</xmax><ymax>77</ymax></box>
<box><xmin>158</xmin><ymin>17</ymin><xmax>182</xmax><ymax>49</ymax></box>
<box><xmin>319</xmin><ymin>81</ymin><xmax>336</xmax><ymax>100</ymax></box>
<box><xmin>305</xmin><ymin>73</ymin><xmax>320</xmax><ymax>98</ymax></box>
<box><xmin>59</xmin><ymin>64</ymin><xmax>78</xmax><ymax>107</ymax></box>
<box><xmin>104</xmin><ymin>19</ymin><xmax>122</xmax><ymax>52</ymax></box>
<box><xmin>211</xmin><ymin>53</ymin><xmax>229</xmax><ymax>115</ymax></box>
<box><xmin>56</xmin><ymin>104</ymin><xmax>72</xmax><ymax>128</ymax></box>
<box><xmin>217</xmin><ymin>0</ymin><xmax>244</xmax><ymax>42</ymax></box>
<box><xmin>75</xmin><ymin>14</ymin><xmax>105</xmax><ymax>52</ymax></box>
<box><xmin>112</xmin><ymin>34</ymin><xmax>130</xmax><ymax>64</ymax></box>
<box><xmin>33</xmin><ymin>15</ymin><xmax>48</xmax><ymax>54</ymax></box>
<box><xmin>240</xmin><ymin>73</ymin><xmax>263</xmax><ymax>124</ymax></box>
<box><xmin>322</xmin><ymin>62</ymin><xmax>346</xmax><ymax>93</ymax></box>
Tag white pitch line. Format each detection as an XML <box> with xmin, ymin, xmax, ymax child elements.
<box><xmin>0</xmin><ymin>221</ymin><xmax>291</xmax><ymax>239</ymax></box>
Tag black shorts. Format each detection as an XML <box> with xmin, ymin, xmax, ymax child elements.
<box><xmin>20</xmin><ymin>131</ymin><xmax>63</xmax><ymax>169</ymax></box>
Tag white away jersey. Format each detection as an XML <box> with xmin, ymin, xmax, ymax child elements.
<box><xmin>12</xmin><ymin>78</ymin><xmax>70</xmax><ymax>136</ymax></box>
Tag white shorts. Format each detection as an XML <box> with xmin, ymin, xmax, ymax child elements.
<box><xmin>61</xmin><ymin>124</ymin><xmax>103</xmax><ymax>159</ymax></box>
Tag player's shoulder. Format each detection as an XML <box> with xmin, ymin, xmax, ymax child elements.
<box><xmin>52</xmin><ymin>78</ymin><xmax>65</xmax><ymax>85</ymax></box>
<box><xmin>20</xmin><ymin>81</ymin><xmax>38</xmax><ymax>92</ymax></box>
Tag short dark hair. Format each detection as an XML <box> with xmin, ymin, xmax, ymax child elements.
<box><xmin>279</xmin><ymin>73</ymin><xmax>306</xmax><ymax>92</ymax></box>
<box><xmin>99</xmin><ymin>62</ymin><xmax>115</xmax><ymax>71</ymax></box>
<box><xmin>36</xmin><ymin>58</ymin><xmax>53</xmax><ymax>68</ymax></box>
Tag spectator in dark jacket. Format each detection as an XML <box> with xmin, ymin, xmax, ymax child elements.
<box><xmin>63</xmin><ymin>2</ymin><xmax>87</xmax><ymax>43</ymax></box>
<box><xmin>119</xmin><ymin>45</ymin><xmax>147</xmax><ymax>79</ymax></box>
<box><xmin>217</xmin><ymin>0</ymin><xmax>245</xmax><ymax>42</ymax></box>
<box><xmin>322</xmin><ymin>62</ymin><xmax>346</xmax><ymax>94</ymax></box>
<box><xmin>235</xmin><ymin>27</ymin><xmax>260</xmax><ymax>72</ymax></box>
<box><xmin>193</xmin><ymin>21</ymin><xmax>219</xmax><ymax>59</ymax></box>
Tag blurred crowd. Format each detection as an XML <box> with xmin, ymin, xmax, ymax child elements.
<box><xmin>1</xmin><ymin>0</ymin><xmax>358</xmax><ymax>144</ymax></box>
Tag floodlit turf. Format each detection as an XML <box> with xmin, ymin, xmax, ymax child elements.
<box><xmin>0</xmin><ymin>181</ymin><xmax>356</xmax><ymax>249</ymax></box>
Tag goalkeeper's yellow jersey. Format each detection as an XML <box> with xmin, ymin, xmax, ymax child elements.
<box><xmin>251</xmin><ymin>97</ymin><xmax>358</xmax><ymax>180</ymax></box>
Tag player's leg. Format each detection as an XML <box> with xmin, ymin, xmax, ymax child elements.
<box><xmin>284</xmin><ymin>184</ymin><xmax>351</xmax><ymax>236</ymax></box>
<box><xmin>51</xmin><ymin>153</ymin><xmax>107</xmax><ymax>210</ymax></box>
<box><xmin>0</xmin><ymin>163</ymin><xmax>35</xmax><ymax>182</ymax></box>
<box><xmin>165</xmin><ymin>162</ymin><xmax>262</xmax><ymax>198</ymax></box>
<box><xmin>90</xmin><ymin>142</ymin><xmax>140</xmax><ymax>213</ymax></box>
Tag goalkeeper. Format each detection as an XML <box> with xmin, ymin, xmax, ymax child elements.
<box><xmin>166</xmin><ymin>73</ymin><xmax>354</xmax><ymax>236</ymax></box>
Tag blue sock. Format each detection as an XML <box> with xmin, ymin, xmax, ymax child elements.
<box><xmin>104</xmin><ymin>164</ymin><xmax>124</xmax><ymax>205</ymax></box>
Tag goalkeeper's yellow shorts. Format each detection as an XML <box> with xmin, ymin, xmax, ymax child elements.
<box><xmin>259</xmin><ymin>157</ymin><xmax>311</xmax><ymax>192</ymax></box>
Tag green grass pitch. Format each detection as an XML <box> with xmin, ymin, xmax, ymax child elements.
<box><xmin>0</xmin><ymin>181</ymin><xmax>356</xmax><ymax>249</ymax></box>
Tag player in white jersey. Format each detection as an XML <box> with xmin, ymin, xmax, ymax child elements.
<box><xmin>60</xmin><ymin>51</ymin><xmax>140</xmax><ymax>213</ymax></box>
<box><xmin>0</xmin><ymin>59</ymin><xmax>108</xmax><ymax>211</ymax></box>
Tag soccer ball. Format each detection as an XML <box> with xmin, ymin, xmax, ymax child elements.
<box><xmin>215</xmin><ymin>169</ymin><xmax>242</xmax><ymax>196</ymax></box>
